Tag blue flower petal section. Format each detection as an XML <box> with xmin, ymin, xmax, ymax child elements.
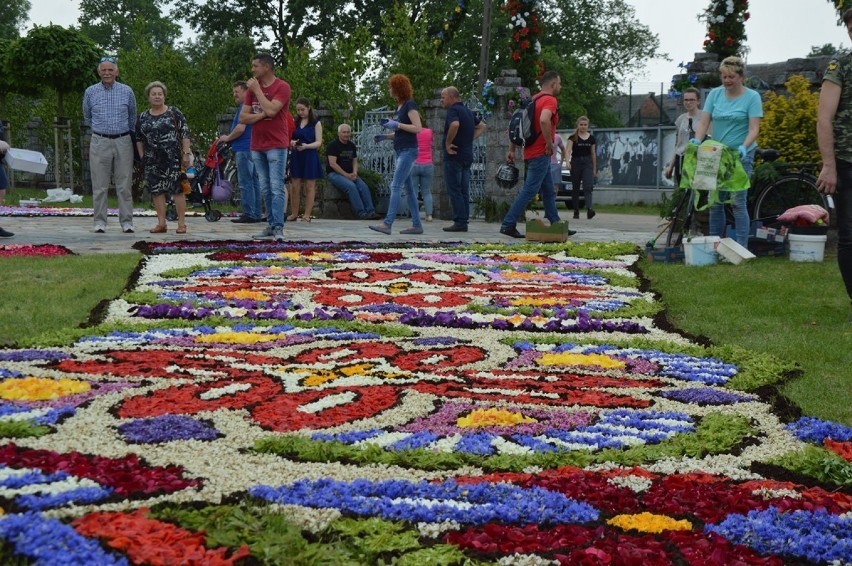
<box><xmin>706</xmin><ymin>507</ymin><xmax>852</xmax><ymax>564</ymax></box>
<box><xmin>250</xmin><ymin>478</ymin><xmax>599</xmax><ymax>526</ymax></box>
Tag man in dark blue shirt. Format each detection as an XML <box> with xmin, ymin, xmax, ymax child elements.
<box><xmin>441</xmin><ymin>87</ymin><xmax>485</xmax><ymax>232</ymax></box>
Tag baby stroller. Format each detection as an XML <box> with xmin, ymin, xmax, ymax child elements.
<box><xmin>166</xmin><ymin>141</ymin><xmax>233</xmax><ymax>222</ymax></box>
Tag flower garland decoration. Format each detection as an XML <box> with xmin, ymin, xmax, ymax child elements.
<box><xmin>503</xmin><ymin>0</ymin><xmax>544</xmax><ymax>88</ymax></box>
<box><xmin>828</xmin><ymin>0</ymin><xmax>849</xmax><ymax>22</ymax></box>
<box><xmin>699</xmin><ymin>0</ymin><xmax>750</xmax><ymax>59</ymax></box>
<box><xmin>432</xmin><ymin>0</ymin><xmax>467</xmax><ymax>53</ymax></box>
<box><xmin>478</xmin><ymin>81</ymin><xmax>531</xmax><ymax>119</ymax></box>
<box><xmin>668</xmin><ymin>61</ymin><xmax>699</xmax><ymax>98</ymax></box>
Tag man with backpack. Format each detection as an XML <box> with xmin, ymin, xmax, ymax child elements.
<box><xmin>500</xmin><ymin>70</ymin><xmax>574</xmax><ymax>238</ymax></box>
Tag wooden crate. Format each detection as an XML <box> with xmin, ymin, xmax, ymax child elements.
<box><xmin>525</xmin><ymin>218</ymin><xmax>572</xmax><ymax>242</ymax></box>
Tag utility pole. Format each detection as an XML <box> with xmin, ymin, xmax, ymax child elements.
<box><xmin>478</xmin><ymin>0</ymin><xmax>492</xmax><ymax>92</ymax></box>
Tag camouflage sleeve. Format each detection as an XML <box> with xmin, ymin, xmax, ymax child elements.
<box><xmin>823</xmin><ymin>56</ymin><xmax>844</xmax><ymax>86</ymax></box>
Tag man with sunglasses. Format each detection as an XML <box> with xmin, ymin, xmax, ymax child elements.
<box><xmin>664</xmin><ymin>87</ymin><xmax>701</xmax><ymax>186</ymax></box>
<box><xmin>83</xmin><ymin>56</ymin><xmax>137</xmax><ymax>233</ymax></box>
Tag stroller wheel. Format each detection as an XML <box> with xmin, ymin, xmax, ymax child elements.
<box><xmin>166</xmin><ymin>205</ymin><xmax>178</xmax><ymax>222</ymax></box>
<box><xmin>205</xmin><ymin>209</ymin><xmax>223</xmax><ymax>222</ymax></box>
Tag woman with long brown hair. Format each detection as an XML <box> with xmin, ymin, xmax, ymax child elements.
<box><xmin>369</xmin><ymin>74</ymin><xmax>424</xmax><ymax>235</ymax></box>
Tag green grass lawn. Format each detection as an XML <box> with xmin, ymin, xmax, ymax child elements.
<box><xmin>1</xmin><ymin>246</ymin><xmax>849</xmax><ymax>425</ymax></box>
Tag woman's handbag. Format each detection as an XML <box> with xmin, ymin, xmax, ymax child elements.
<box><xmin>211</xmin><ymin>166</ymin><xmax>232</xmax><ymax>202</ymax></box>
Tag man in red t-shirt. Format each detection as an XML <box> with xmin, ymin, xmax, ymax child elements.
<box><xmin>240</xmin><ymin>52</ymin><xmax>291</xmax><ymax>241</ymax></box>
<box><xmin>500</xmin><ymin>70</ymin><xmax>574</xmax><ymax>238</ymax></box>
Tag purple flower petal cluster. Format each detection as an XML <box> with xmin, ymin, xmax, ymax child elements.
<box><xmin>660</xmin><ymin>388</ymin><xmax>755</xmax><ymax>405</ymax></box>
<box><xmin>398</xmin><ymin>402</ymin><xmax>595</xmax><ymax>437</ymax></box>
<box><xmin>117</xmin><ymin>415</ymin><xmax>220</xmax><ymax>443</ymax></box>
<box><xmin>0</xmin><ymin>512</ymin><xmax>129</xmax><ymax>565</ymax></box>
<box><xmin>131</xmin><ymin>302</ymin><xmax>214</xmax><ymax>320</ymax></box>
<box><xmin>249</xmin><ymin>478</ymin><xmax>599</xmax><ymax>525</ymax></box>
<box><xmin>786</xmin><ymin>416</ymin><xmax>852</xmax><ymax>444</ymax></box>
<box><xmin>0</xmin><ymin>350</ymin><xmax>70</xmax><ymax>362</ymax></box>
<box><xmin>706</xmin><ymin>507</ymin><xmax>852</xmax><ymax>564</ymax></box>
<box><xmin>398</xmin><ymin>309</ymin><xmax>648</xmax><ymax>335</ymax></box>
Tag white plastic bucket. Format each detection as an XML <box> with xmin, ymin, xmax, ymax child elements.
<box><xmin>683</xmin><ymin>236</ymin><xmax>720</xmax><ymax>266</ymax></box>
<box><xmin>788</xmin><ymin>233</ymin><xmax>827</xmax><ymax>262</ymax></box>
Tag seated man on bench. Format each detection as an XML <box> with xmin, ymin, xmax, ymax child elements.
<box><xmin>326</xmin><ymin>124</ymin><xmax>382</xmax><ymax>220</ymax></box>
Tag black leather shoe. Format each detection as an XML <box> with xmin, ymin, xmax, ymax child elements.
<box><xmin>0</xmin><ymin>228</ymin><xmax>13</xmax><ymax>238</ymax></box>
<box><xmin>568</xmin><ymin>229</ymin><xmax>577</xmax><ymax>236</ymax></box>
<box><xmin>499</xmin><ymin>225</ymin><xmax>524</xmax><ymax>238</ymax></box>
<box><xmin>363</xmin><ymin>213</ymin><xmax>384</xmax><ymax>220</ymax></box>
<box><xmin>573</xmin><ymin>211</ymin><xmax>580</xmax><ymax>219</ymax></box>
<box><xmin>587</xmin><ymin>209</ymin><xmax>596</xmax><ymax>219</ymax></box>
<box><xmin>231</xmin><ymin>215</ymin><xmax>260</xmax><ymax>223</ymax></box>
<box><xmin>443</xmin><ymin>224</ymin><xmax>468</xmax><ymax>232</ymax></box>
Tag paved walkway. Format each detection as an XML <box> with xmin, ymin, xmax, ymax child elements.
<box><xmin>0</xmin><ymin>211</ymin><xmax>662</xmax><ymax>255</ymax></box>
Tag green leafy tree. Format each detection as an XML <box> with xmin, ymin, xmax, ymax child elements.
<box><xmin>118</xmin><ymin>42</ymin><xmax>232</xmax><ymax>147</ymax></box>
<box><xmin>78</xmin><ymin>0</ymin><xmax>179</xmax><ymax>52</ymax></box>
<box><xmin>758</xmin><ymin>75</ymin><xmax>820</xmax><ymax>164</ymax></box>
<box><xmin>808</xmin><ymin>43</ymin><xmax>841</xmax><ymax>57</ymax></box>
<box><xmin>283</xmin><ymin>26</ymin><xmax>374</xmax><ymax>124</ymax></box>
<box><xmin>8</xmin><ymin>25</ymin><xmax>101</xmax><ymax>116</ymax></box>
<box><xmin>361</xmin><ymin>2</ymin><xmax>449</xmax><ymax>108</ymax></box>
<box><xmin>538</xmin><ymin>0</ymin><xmax>663</xmax><ymax>125</ymax></box>
<box><xmin>0</xmin><ymin>0</ymin><xmax>30</xmax><ymax>40</ymax></box>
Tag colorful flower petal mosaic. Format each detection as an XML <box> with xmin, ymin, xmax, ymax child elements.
<box><xmin>0</xmin><ymin>240</ymin><xmax>849</xmax><ymax>565</ymax></box>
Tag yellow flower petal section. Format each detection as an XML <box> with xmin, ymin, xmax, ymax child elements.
<box><xmin>195</xmin><ymin>331</ymin><xmax>285</xmax><ymax>344</ymax></box>
<box><xmin>505</xmin><ymin>253</ymin><xmax>545</xmax><ymax>263</ymax></box>
<box><xmin>457</xmin><ymin>408</ymin><xmax>538</xmax><ymax>428</ymax></box>
<box><xmin>0</xmin><ymin>377</ymin><xmax>90</xmax><ymax>401</ymax></box>
<box><xmin>275</xmin><ymin>252</ymin><xmax>302</xmax><ymax>260</ymax></box>
<box><xmin>538</xmin><ymin>352</ymin><xmax>626</xmax><ymax>369</ymax></box>
<box><xmin>607</xmin><ymin>512</ymin><xmax>693</xmax><ymax>533</ymax></box>
<box><xmin>222</xmin><ymin>290</ymin><xmax>271</xmax><ymax>301</ymax></box>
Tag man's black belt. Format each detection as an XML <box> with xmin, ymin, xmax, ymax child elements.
<box><xmin>93</xmin><ymin>132</ymin><xmax>130</xmax><ymax>139</ymax></box>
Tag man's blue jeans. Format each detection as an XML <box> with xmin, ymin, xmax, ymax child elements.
<box><xmin>328</xmin><ymin>172</ymin><xmax>376</xmax><ymax>218</ymax></box>
<box><xmin>384</xmin><ymin>147</ymin><xmax>420</xmax><ymax>228</ymax></box>
<box><xmin>444</xmin><ymin>159</ymin><xmax>471</xmax><ymax>227</ymax></box>
<box><xmin>502</xmin><ymin>155</ymin><xmax>560</xmax><ymax>228</ymax></box>
<box><xmin>709</xmin><ymin>150</ymin><xmax>754</xmax><ymax>248</ymax></box>
<box><xmin>235</xmin><ymin>151</ymin><xmax>261</xmax><ymax>220</ymax></box>
<box><xmin>252</xmin><ymin>148</ymin><xmax>288</xmax><ymax>229</ymax></box>
<box><xmin>409</xmin><ymin>163</ymin><xmax>434</xmax><ymax>216</ymax></box>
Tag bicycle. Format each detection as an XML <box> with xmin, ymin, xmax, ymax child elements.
<box><xmin>661</xmin><ymin>148</ymin><xmax>826</xmax><ymax>248</ymax></box>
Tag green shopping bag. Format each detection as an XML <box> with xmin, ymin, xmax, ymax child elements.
<box><xmin>679</xmin><ymin>140</ymin><xmax>750</xmax><ymax>211</ymax></box>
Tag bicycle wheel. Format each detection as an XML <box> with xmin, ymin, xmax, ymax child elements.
<box><xmin>753</xmin><ymin>175</ymin><xmax>825</xmax><ymax>222</ymax></box>
<box><xmin>665</xmin><ymin>188</ymin><xmax>694</xmax><ymax>248</ymax></box>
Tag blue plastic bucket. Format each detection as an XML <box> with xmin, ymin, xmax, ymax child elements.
<box><xmin>683</xmin><ymin>236</ymin><xmax>720</xmax><ymax>266</ymax></box>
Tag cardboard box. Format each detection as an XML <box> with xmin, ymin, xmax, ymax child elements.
<box><xmin>525</xmin><ymin>218</ymin><xmax>572</xmax><ymax>242</ymax></box>
<box><xmin>645</xmin><ymin>244</ymin><xmax>685</xmax><ymax>263</ymax></box>
<box><xmin>716</xmin><ymin>237</ymin><xmax>756</xmax><ymax>265</ymax></box>
<box><xmin>755</xmin><ymin>226</ymin><xmax>787</xmax><ymax>242</ymax></box>
<box><xmin>4</xmin><ymin>148</ymin><xmax>48</xmax><ymax>175</ymax></box>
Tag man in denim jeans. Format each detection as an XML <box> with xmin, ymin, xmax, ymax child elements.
<box><xmin>240</xmin><ymin>53</ymin><xmax>291</xmax><ymax>241</ymax></box>
<box><xmin>441</xmin><ymin>86</ymin><xmax>485</xmax><ymax>232</ymax></box>
<box><xmin>326</xmin><ymin>124</ymin><xmax>381</xmax><ymax>220</ymax></box>
<box><xmin>219</xmin><ymin>81</ymin><xmax>260</xmax><ymax>223</ymax></box>
<box><xmin>500</xmin><ymin>71</ymin><xmax>574</xmax><ymax>238</ymax></box>
<box><xmin>817</xmin><ymin>7</ymin><xmax>852</xmax><ymax>321</ymax></box>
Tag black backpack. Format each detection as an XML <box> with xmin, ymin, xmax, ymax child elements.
<box><xmin>508</xmin><ymin>93</ymin><xmax>554</xmax><ymax>147</ymax></box>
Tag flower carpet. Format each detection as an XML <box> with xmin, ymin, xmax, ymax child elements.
<box><xmin>0</xmin><ymin>240</ymin><xmax>849</xmax><ymax>565</ymax></box>
<box><xmin>0</xmin><ymin>243</ymin><xmax>73</xmax><ymax>258</ymax></box>
<box><xmin>0</xmin><ymin>205</ymin><xmax>235</xmax><ymax>218</ymax></box>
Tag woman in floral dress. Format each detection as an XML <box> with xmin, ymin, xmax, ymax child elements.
<box><xmin>136</xmin><ymin>81</ymin><xmax>192</xmax><ymax>234</ymax></box>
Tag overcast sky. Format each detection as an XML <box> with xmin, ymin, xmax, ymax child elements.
<box><xmin>27</xmin><ymin>0</ymin><xmax>852</xmax><ymax>93</ymax></box>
